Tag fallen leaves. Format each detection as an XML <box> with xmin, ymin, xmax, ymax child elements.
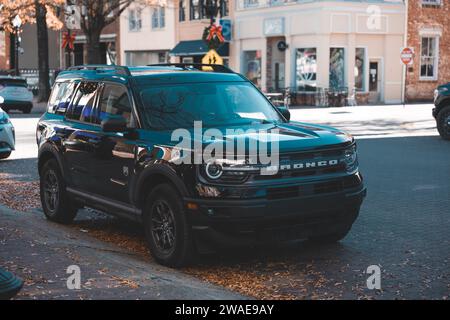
<box><xmin>0</xmin><ymin>173</ymin><xmax>40</xmax><ymax>211</ymax></box>
<box><xmin>111</xmin><ymin>276</ymin><xmax>140</xmax><ymax>289</ymax></box>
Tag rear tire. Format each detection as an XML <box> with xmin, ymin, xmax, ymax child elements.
<box><xmin>437</xmin><ymin>106</ymin><xmax>450</xmax><ymax>140</ymax></box>
<box><xmin>143</xmin><ymin>183</ymin><xmax>195</xmax><ymax>267</ymax></box>
<box><xmin>0</xmin><ymin>151</ymin><xmax>11</xmax><ymax>159</ymax></box>
<box><xmin>39</xmin><ymin>159</ymin><xmax>78</xmax><ymax>224</ymax></box>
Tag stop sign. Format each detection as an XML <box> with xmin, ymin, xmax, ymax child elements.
<box><xmin>401</xmin><ymin>47</ymin><xmax>414</xmax><ymax>65</ymax></box>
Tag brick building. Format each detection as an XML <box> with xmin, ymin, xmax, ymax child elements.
<box><xmin>406</xmin><ymin>0</ymin><xmax>450</xmax><ymax>102</ymax></box>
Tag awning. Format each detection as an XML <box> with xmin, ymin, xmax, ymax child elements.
<box><xmin>169</xmin><ymin>40</ymin><xmax>229</xmax><ymax>57</ymax></box>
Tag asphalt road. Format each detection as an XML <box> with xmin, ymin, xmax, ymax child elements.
<box><xmin>1</xmin><ymin>103</ymin><xmax>449</xmax><ymax>299</ymax></box>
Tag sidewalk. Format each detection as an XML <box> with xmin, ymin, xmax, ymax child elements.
<box><xmin>289</xmin><ymin>103</ymin><xmax>437</xmax><ymax>139</ymax></box>
<box><xmin>0</xmin><ymin>204</ymin><xmax>245</xmax><ymax>300</ymax></box>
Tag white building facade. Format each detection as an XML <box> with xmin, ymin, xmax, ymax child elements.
<box><xmin>119</xmin><ymin>3</ymin><xmax>176</xmax><ymax>66</ymax></box>
<box><xmin>233</xmin><ymin>0</ymin><xmax>406</xmax><ymax>104</ymax></box>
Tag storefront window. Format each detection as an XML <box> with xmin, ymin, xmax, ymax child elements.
<box><xmin>295</xmin><ymin>48</ymin><xmax>317</xmax><ymax>90</ymax></box>
<box><xmin>355</xmin><ymin>48</ymin><xmax>366</xmax><ymax>91</ymax></box>
<box><xmin>329</xmin><ymin>48</ymin><xmax>345</xmax><ymax>89</ymax></box>
<box><xmin>242</xmin><ymin>50</ymin><xmax>262</xmax><ymax>87</ymax></box>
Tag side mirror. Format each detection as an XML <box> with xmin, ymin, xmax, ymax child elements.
<box><xmin>0</xmin><ymin>96</ymin><xmax>4</xmax><ymax>105</ymax></box>
<box><xmin>277</xmin><ymin>106</ymin><xmax>291</xmax><ymax>121</ymax></box>
<box><xmin>101</xmin><ymin>116</ymin><xmax>127</xmax><ymax>132</ymax></box>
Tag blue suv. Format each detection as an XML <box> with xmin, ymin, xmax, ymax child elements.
<box><xmin>37</xmin><ymin>64</ymin><xmax>366</xmax><ymax>267</ymax></box>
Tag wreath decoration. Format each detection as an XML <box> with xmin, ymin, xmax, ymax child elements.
<box><xmin>202</xmin><ymin>25</ymin><xmax>225</xmax><ymax>51</ymax></box>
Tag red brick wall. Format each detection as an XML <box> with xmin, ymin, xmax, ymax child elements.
<box><xmin>406</xmin><ymin>1</ymin><xmax>450</xmax><ymax>102</ymax></box>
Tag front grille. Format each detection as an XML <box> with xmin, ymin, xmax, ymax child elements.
<box><xmin>265</xmin><ymin>174</ymin><xmax>362</xmax><ymax>200</ymax></box>
<box><xmin>254</xmin><ymin>163</ymin><xmax>347</xmax><ymax>181</ymax></box>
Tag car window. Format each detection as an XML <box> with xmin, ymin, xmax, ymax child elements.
<box><xmin>48</xmin><ymin>81</ymin><xmax>76</xmax><ymax>114</ymax></box>
<box><xmin>95</xmin><ymin>83</ymin><xmax>133</xmax><ymax>127</ymax></box>
<box><xmin>66</xmin><ymin>82</ymin><xmax>99</xmax><ymax>122</ymax></box>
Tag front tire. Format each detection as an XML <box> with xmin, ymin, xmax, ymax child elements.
<box><xmin>0</xmin><ymin>151</ymin><xmax>11</xmax><ymax>159</ymax></box>
<box><xmin>437</xmin><ymin>106</ymin><xmax>450</xmax><ymax>140</ymax></box>
<box><xmin>143</xmin><ymin>183</ymin><xmax>194</xmax><ymax>267</ymax></box>
<box><xmin>39</xmin><ymin>159</ymin><xmax>78</xmax><ymax>224</ymax></box>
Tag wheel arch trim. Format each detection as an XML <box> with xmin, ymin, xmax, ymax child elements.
<box><xmin>133</xmin><ymin>165</ymin><xmax>189</xmax><ymax>209</ymax></box>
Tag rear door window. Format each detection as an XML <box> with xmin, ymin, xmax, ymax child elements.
<box><xmin>94</xmin><ymin>83</ymin><xmax>133</xmax><ymax>127</ymax></box>
<box><xmin>66</xmin><ymin>82</ymin><xmax>100</xmax><ymax>122</ymax></box>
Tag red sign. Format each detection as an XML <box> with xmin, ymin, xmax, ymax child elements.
<box><xmin>62</xmin><ymin>32</ymin><xmax>76</xmax><ymax>51</ymax></box>
<box><xmin>400</xmin><ymin>47</ymin><xmax>414</xmax><ymax>65</ymax></box>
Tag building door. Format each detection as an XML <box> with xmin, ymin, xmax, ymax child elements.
<box><xmin>368</xmin><ymin>61</ymin><xmax>381</xmax><ymax>103</ymax></box>
<box><xmin>273</xmin><ymin>62</ymin><xmax>285</xmax><ymax>92</ymax></box>
<box><xmin>267</xmin><ymin>37</ymin><xmax>286</xmax><ymax>92</ymax></box>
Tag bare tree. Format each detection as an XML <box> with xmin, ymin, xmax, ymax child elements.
<box><xmin>0</xmin><ymin>0</ymin><xmax>63</xmax><ymax>101</ymax></box>
<box><xmin>73</xmin><ymin>0</ymin><xmax>164</xmax><ymax>64</ymax></box>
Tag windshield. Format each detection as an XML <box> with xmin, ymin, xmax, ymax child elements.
<box><xmin>138</xmin><ymin>82</ymin><xmax>283</xmax><ymax>130</ymax></box>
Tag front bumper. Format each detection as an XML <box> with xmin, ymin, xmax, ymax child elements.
<box><xmin>185</xmin><ymin>181</ymin><xmax>366</xmax><ymax>247</ymax></box>
<box><xmin>0</xmin><ymin>123</ymin><xmax>15</xmax><ymax>152</ymax></box>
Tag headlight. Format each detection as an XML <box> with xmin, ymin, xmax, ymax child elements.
<box><xmin>205</xmin><ymin>162</ymin><xmax>223</xmax><ymax>180</ymax></box>
<box><xmin>202</xmin><ymin>159</ymin><xmax>251</xmax><ymax>181</ymax></box>
<box><xmin>344</xmin><ymin>145</ymin><xmax>358</xmax><ymax>172</ymax></box>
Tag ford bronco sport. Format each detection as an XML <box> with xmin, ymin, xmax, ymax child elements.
<box><xmin>37</xmin><ymin>64</ymin><xmax>366</xmax><ymax>267</ymax></box>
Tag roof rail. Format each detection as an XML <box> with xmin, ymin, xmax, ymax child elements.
<box><xmin>67</xmin><ymin>65</ymin><xmax>131</xmax><ymax>76</ymax></box>
<box><xmin>147</xmin><ymin>63</ymin><xmax>235</xmax><ymax>74</ymax></box>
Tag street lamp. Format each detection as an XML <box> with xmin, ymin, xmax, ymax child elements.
<box><xmin>12</xmin><ymin>15</ymin><xmax>22</xmax><ymax>76</ymax></box>
<box><xmin>204</xmin><ymin>0</ymin><xmax>221</xmax><ymax>25</ymax></box>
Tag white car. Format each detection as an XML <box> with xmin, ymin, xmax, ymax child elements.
<box><xmin>0</xmin><ymin>97</ymin><xmax>15</xmax><ymax>159</ymax></box>
<box><xmin>0</xmin><ymin>76</ymin><xmax>33</xmax><ymax>114</ymax></box>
